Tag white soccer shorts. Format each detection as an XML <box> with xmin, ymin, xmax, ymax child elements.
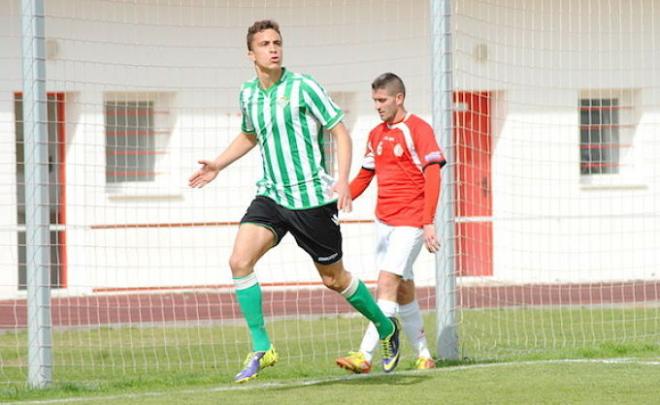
<box><xmin>375</xmin><ymin>219</ymin><xmax>423</xmax><ymax>280</ymax></box>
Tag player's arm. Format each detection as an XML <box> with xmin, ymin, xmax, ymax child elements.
<box><xmin>415</xmin><ymin>119</ymin><xmax>446</xmax><ymax>252</ymax></box>
<box><xmin>349</xmin><ymin>135</ymin><xmax>376</xmax><ymax>200</ymax></box>
<box><xmin>349</xmin><ymin>168</ymin><xmax>375</xmax><ymax>200</ymax></box>
<box><xmin>188</xmin><ymin>132</ymin><xmax>257</xmax><ymax>188</ymax></box>
<box><xmin>330</xmin><ymin>122</ymin><xmax>353</xmax><ymax>212</ymax></box>
<box><xmin>422</xmin><ymin>163</ymin><xmax>441</xmax><ymax>252</ymax></box>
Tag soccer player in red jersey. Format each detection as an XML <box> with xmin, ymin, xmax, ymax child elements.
<box><xmin>336</xmin><ymin>73</ymin><xmax>445</xmax><ymax>373</ymax></box>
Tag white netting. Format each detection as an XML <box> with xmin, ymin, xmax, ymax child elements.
<box><xmin>453</xmin><ymin>0</ymin><xmax>660</xmax><ymax>356</ymax></box>
<box><xmin>0</xmin><ymin>0</ymin><xmax>658</xmax><ymax>388</ymax></box>
<box><xmin>1</xmin><ymin>0</ymin><xmax>434</xmax><ymax>385</ymax></box>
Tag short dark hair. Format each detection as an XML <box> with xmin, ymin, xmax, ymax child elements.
<box><xmin>246</xmin><ymin>20</ymin><xmax>281</xmax><ymax>51</ymax></box>
<box><xmin>371</xmin><ymin>72</ymin><xmax>406</xmax><ymax>97</ymax></box>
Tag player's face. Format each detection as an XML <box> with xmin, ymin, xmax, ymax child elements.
<box><xmin>372</xmin><ymin>88</ymin><xmax>404</xmax><ymax>123</ymax></box>
<box><xmin>248</xmin><ymin>29</ymin><xmax>283</xmax><ymax>71</ymax></box>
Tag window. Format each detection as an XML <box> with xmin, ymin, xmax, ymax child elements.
<box><xmin>104</xmin><ymin>93</ymin><xmax>173</xmax><ymax>190</ymax></box>
<box><xmin>579</xmin><ymin>90</ymin><xmax>638</xmax><ymax>182</ymax></box>
<box><xmin>579</xmin><ymin>98</ymin><xmax>621</xmax><ymax>175</ymax></box>
<box><xmin>105</xmin><ymin>100</ymin><xmax>156</xmax><ymax>183</ymax></box>
<box><xmin>14</xmin><ymin>93</ymin><xmax>66</xmax><ymax>289</ymax></box>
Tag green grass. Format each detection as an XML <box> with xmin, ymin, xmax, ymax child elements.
<box><xmin>0</xmin><ymin>307</ymin><xmax>658</xmax><ymax>402</ymax></box>
<box><xmin>52</xmin><ymin>361</ymin><xmax>659</xmax><ymax>405</ymax></box>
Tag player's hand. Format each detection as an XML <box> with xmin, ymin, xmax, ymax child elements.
<box><xmin>188</xmin><ymin>159</ymin><xmax>220</xmax><ymax>188</ymax></box>
<box><xmin>333</xmin><ymin>179</ymin><xmax>353</xmax><ymax>213</ymax></box>
<box><xmin>423</xmin><ymin>224</ymin><xmax>440</xmax><ymax>253</ymax></box>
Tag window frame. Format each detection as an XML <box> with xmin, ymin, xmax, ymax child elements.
<box><xmin>578</xmin><ymin>89</ymin><xmax>641</xmax><ymax>188</ymax></box>
<box><xmin>105</xmin><ymin>99</ymin><xmax>157</xmax><ymax>184</ymax></box>
<box><xmin>103</xmin><ymin>92</ymin><xmax>176</xmax><ymax>196</ymax></box>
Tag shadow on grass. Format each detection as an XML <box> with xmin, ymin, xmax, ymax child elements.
<box><xmin>271</xmin><ymin>357</ymin><xmax>486</xmax><ymax>392</ymax></box>
<box><xmin>274</xmin><ymin>373</ymin><xmax>431</xmax><ymax>391</ymax></box>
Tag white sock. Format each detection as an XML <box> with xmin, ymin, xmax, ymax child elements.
<box><xmin>358</xmin><ymin>299</ymin><xmax>398</xmax><ymax>362</ymax></box>
<box><xmin>399</xmin><ymin>300</ymin><xmax>432</xmax><ymax>359</ymax></box>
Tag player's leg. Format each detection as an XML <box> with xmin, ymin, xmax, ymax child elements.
<box><xmin>230</xmin><ymin>223</ymin><xmax>276</xmax><ymax>352</ymax></box>
<box><xmin>313</xmin><ymin>259</ymin><xmax>394</xmax><ymax>338</ymax></box>
<box><xmin>349</xmin><ymin>271</ymin><xmax>399</xmax><ymax>368</ymax></box>
<box><xmin>316</xmin><ymin>259</ymin><xmax>401</xmax><ymax>373</ymax></box>
<box><xmin>285</xmin><ymin>201</ymin><xmax>394</xmax><ymax>338</ymax></box>
<box><xmin>348</xmin><ymin>223</ymin><xmax>422</xmax><ymax>371</ymax></box>
<box><xmin>398</xmin><ymin>280</ymin><xmax>435</xmax><ymax>369</ymax></box>
<box><xmin>338</xmin><ymin>221</ymin><xmax>393</xmax><ymax>370</ymax></box>
<box><xmin>394</xmin><ymin>225</ymin><xmax>434</xmax><ymax>369</ymax></box>
<box><xmin>376</xmin><ymin>222</ymin><xmax>424</xmax><ymax>302</ymax></box>
<box><xmin>337</xmin><ymin>220</ymin><xmax>402</xmax><ymax>372</ymax></box>
<box><xmin>286</xmin><ymin>202</ymin><xmax>400</xmax><ymax>372</ymax></box>
<box><xmin>231</xmin><ymin>197</ymin><xmax>286</xmax><ymax>383</ymax></box>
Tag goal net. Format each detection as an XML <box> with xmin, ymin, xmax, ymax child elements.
<box><xmin>0</xmin><ymin>0</ymin><xmax>658</xmax><ymax>387</ymax></box>
<box><xmin>452</xmin><ymin>0</ymin><xmax>660</xmax><ymax>358</ymax></box>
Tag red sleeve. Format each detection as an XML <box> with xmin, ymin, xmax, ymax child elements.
<box><xmin>349</xmin><ymin>168</ymin><xmax>375</xmax><ymax>200</ymax></box>
<box><xmin>361</xmin><ymin>132</ymin><xmax>376</xmax><ymax>170</ymax></box>
<box><xmin>350</xmin><ymin>133</ymin><xmax>376</xmax><ymax>200</ymax></box>
<box><xmin>422</xmin><ymin>163</ymin><xmax>441</xmax><ymax>225</ymax></box>
<box><xmin>411</xmin><ymin>117</ymin><xmax>446</xmax><ymax>168</ymax></box>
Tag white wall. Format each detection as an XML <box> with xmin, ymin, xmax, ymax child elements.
<box><xmin>0</xmin><ymin>0</ymin><xmax>658</xmax><ymax>298</ymax></box>
<box><xmin>0</xmin><ymin>2</ymin><xmax>21</xmax><ymax>297</ymax></box>
<box><xmin>454</xmin><ymin>0</ymin><xmax>660</xmax><ymax>282</ymax></box>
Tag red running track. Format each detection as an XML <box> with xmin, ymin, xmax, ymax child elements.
<box><xmin>1</xmin><ymin>282</ymin><xmax>658</xmax><ymax>329</ymax></box>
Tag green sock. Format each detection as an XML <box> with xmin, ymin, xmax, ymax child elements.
<box><xmin>343</xmin><ymin>278</ymin><xmax>394</xmax><ymax>339</ymax></box>
<box><xmin>234</xmin><ymin>274</ymin><xmax>271</xmax><ymax>352</ymax></box>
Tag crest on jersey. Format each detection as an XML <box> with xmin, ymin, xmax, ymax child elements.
<box><xmin>376</xmin><ymin>141</ymin><xmax>383</xmax><ymax>156</ymax></box>
<box><xmin>277</xmin><ymin>95</ymin><xmax>290</xmax><ymax>108</ymax></box>
<box><xmin>393</xmin><ymin>144</ymin><xmax>404</xmax><ymax>157</ymax></box>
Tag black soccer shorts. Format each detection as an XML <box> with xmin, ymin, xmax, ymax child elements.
<box><xmin>239</xmin><ymin>196</ymin><xmax>343</xmax><ymax>265</ymax></box>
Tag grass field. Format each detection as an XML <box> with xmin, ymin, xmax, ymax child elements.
<box><xmin>1</xmin><ymin>306</ymin><xmax>659</xmax><ymax>403</ymax></box>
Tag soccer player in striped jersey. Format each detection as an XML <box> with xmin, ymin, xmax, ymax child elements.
<box><xmin>189</xmin><ymin>20</ymin><xmax>400</xmax><ymax>383</ymax></box>
<box><xmin>336</xmin><ymin>73</ymin><xmax>445</xmax><ymax>374</ymax></box>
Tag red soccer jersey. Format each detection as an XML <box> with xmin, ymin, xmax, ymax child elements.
<box><xmin>360</xmin><ymin>113</ymin><xmax>445</xmax><ymax>227</ymax></box>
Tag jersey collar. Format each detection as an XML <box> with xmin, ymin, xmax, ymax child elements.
<box><xmin>257</xmin><ymin>67</ymin><xmax>289</xmax><ymax>93</ymax></box>
<box><xmin>387</xmin><ymin>112</ymin><xmax>411</xmax><ymax>129</ymax></box>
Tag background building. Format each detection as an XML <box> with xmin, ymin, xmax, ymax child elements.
<box><xmin>0</xmin><ymin>0</ymin><xmax>658</xmax><ymax>300</ymax></box>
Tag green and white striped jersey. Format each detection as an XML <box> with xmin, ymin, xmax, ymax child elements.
<box><xmin>239</xmin><ymin>68</ymin><xmax>344</xmax><ymax>209</ymax></box>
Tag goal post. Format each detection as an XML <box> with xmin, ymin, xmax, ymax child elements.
<box><xmin>21</xmin><ymin>0</ymin><xmax>52</xmax><ymax>389</ymax></box>
<box><xmin>430</xmin><ymin>0</ymin><xmax>459</xmax><ymax>361</ymax></box>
